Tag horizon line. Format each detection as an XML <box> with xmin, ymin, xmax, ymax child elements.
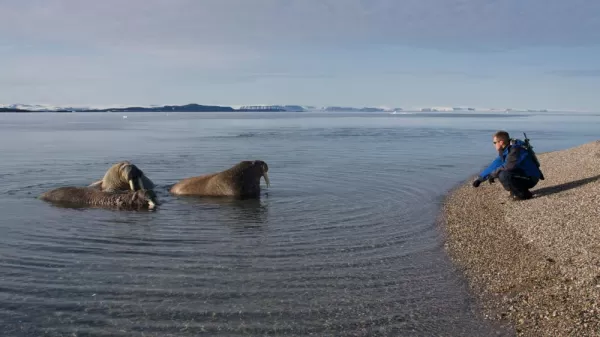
<box><xmin>1</xmin><ymin>102</ymin><xmax>593</xmax><ymax>113</ymax></box>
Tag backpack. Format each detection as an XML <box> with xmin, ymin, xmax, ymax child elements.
<box><xmin>510</xmin><ymin>133</ymin><xmax>545</xmax><ymax>180</ymax></box>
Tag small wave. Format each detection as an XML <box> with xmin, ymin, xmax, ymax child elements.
<box><xmin>4</xmin><ymin>181</ymin><xmax>70</xmax><ymax>197</ymax></box>
<box><xmin>0</xmin><ymin>116</ymin><xmax>515</xmax><ymax>336</ymax></box>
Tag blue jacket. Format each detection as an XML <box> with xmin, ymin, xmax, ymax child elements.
<box><xmin>478</xmin><ymin>139</ymin><xmax>542</xmax><ymax>181</ymax></box>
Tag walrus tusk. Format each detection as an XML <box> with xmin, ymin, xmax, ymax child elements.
<box><xmin>129</xmin><ymin>179</ymin><xmax>136</xmax><ymax>191</ymax></box>
<box><xmin>137</xmin><ymin>177</ymin><xmax>145</xmax><ymax>190</ymax></box>
<box><xmin>263</xmin><ymin>172</ymin><xmax>270</xmax><ymax>188</ymax></box>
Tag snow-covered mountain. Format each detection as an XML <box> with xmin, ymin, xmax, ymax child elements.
<box><xmin>1</xmin><ymin>103</ymin><xmax>556</xmax><ymax>113</ymax></box>
<box><xmin>0</xmin><ymin>104</ymin><xmax>91</xmax><ymax>111</ymax></box>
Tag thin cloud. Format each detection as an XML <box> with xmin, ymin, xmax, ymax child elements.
<box><xmin>0</xmin><ymin>0</ymin><xmax>598</xmax><ymax>50</ymax></box>
<box><xmin>548</xmin><ymin>69</ymin><xmax>600</xmax><ymax>77</ymax></box>
<box><xmin>1</xmin><ymin>0</ymin><xmax>599</xmax><ymax>109</ymax></box>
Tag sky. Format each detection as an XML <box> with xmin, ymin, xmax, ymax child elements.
<box><xmin>1</xmin><ymin>0</ymin><xmax>600</xmax><ymax>111</ymax></box>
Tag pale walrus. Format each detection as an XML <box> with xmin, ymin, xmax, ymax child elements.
<box><xmin>170</xmin><ymin>160</ymin><xmax>270</xmax><ymax>198</ymax></box>
<box><xmin>89</xmin><ymin>161</ymin><xmax>155</xmax><ymax>192</ymax></box>
<box><xmin>40</xmin><ymin>187</ymin><xmax>158</xmax><ymax>210</ymax></box>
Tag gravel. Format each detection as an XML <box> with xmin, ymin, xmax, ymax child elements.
<box><xmin>440</xmin><ymin>140</ymin><xmax>600</xmax><ymax>336</ymax></box>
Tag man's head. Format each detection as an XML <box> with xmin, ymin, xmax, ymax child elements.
<box><xmin>493</xmin><ymin>130</ymin><xmax>510</xmax><ymax>152</ymax></box>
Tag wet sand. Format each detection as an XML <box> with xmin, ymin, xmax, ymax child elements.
<box><xmin>441</xmin><ymin>140</ymin><xmax>600</xmax><ymax>336</ymax></box>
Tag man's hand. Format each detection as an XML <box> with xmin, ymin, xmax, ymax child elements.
<box><xmin>472</xmin><ymin>179</ymin><xmax>481</xmax><ymax>188</ymax></box>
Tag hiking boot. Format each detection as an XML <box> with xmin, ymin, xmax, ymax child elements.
<box><xmin>511</xmin><ymin>190</ymin><xmax>533</xmax><ymax>201</ymax></box>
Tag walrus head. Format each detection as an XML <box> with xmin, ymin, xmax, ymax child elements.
<box><xmin>119</xmin><ymin>162</ymin><xmax>147</xmax><ymax>191</ymax></box>
<box><xmin>241</xmin><ymin>160</ymin><xmax>270</xmax><ymax>188</ymax></box>
<box><xmin>129</xmin><ymin>189</ymin><xmax>159</xmax><ymax>210</ymax></box>
<box><xmin>256</xmin><ymin>160</ymin><xmax>270</xmax><ymax>188</ymax></box>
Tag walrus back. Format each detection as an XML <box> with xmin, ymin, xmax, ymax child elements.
<box><xmin>40</xmin><ymin>187</ymin><xmax>156</xmax><ymax>210</ymax></box>
<box><xmin>170</xmin><ymin>173</ymin><xmax>233</xmax><ymax>196</ymax></box>
<box><xmin>40</xmin><ymin>187</ymin><xmax>94</xmax><ymax>204</ymax></box>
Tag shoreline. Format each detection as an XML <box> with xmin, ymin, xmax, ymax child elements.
<box><xmin>440</xmin><ymin>140</ymin><xmax>600</xmax><ymax>336</ymax></box>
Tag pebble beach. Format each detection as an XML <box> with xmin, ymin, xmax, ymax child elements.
<box><xmin>441</xmin><ymin>140</ymin><xmax>600</xmax><ymax>336</ymax></box>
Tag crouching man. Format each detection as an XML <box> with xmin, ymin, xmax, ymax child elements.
<box><xmin>472</xmin><ymin>130</ymin><xmax>543</xmax><ymax>200</ymax></box>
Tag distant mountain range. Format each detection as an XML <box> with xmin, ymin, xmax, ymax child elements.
<box><xmin>0</xmin><ymin>103</ymin><xmax>398</xmax><ymax>113</ymax></box>
<box><xmin>0</xmin><ymin>103</ymin><xmax>551</xmax><ymax>113</ymax></box>
<box><xmin>0</xmin><ymin>103</ymin><xmax>234</xmax><ymax>113</ymax></box>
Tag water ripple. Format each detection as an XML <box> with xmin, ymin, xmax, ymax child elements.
<box><xmin>0</xmin><ymin>113</ymin><xmax>542</xmax><ymax>336</ymax></box>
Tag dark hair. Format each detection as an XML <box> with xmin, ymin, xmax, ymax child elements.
<box><xmin>493</xmin><ymin>130</ymin><xmax>510</xmax><ymax>143</ymax></box>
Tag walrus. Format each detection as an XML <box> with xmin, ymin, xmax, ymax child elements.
<box><xmin>89</xmin><ymin>161</ymin><xmax>155</xmax><ymax>192</ymax></box>
<box><xmin>170</xmin><ymin>160</ymin><xmax>270</xmax><ymax>198</ymax></box>
<box><xmin>40</xmin><ymin>187</ymin><xmax>158</xmax><ymax>210</ymax></box>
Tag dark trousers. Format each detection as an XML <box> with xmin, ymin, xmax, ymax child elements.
<box><xmin>498</xmin><ymin>169</ymin><xmax>539</xmax><ymax>199</ymax></box>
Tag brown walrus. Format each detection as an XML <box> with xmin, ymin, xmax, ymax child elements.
<box><xmin>40</xmin><ymin>187</ymin><xmax>158</xmax><ymax>210</ymax></box>
<box><xmin>170</xmin><ymin>160</ymin><xmax>270</xmax><ymax>198</ymax></box>
<box><xmin>89</xmin><ymin>161</ymin><xmax>155</xmax><ymax>192</ymax></box>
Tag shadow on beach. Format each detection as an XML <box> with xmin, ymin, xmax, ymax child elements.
<box><xmin>533</xmin><ymin>174</ymin><xmax>600</xmax><ymax>197</ymax></box>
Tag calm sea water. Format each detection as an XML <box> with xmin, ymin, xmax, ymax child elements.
<box><xmin>1</xmin><ymin>111</ymin><xmax>598</xmax><ymax>336</ymax></box>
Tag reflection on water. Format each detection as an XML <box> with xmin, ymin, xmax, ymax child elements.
<box><xmin>1</xmin><ymin>111</ymin><xmax>598</xmax><ymax>336</ymax></box>
<box><xmin>176</xmin><ymin>195</ymin><xmax>270</xmax><ymax>229</ymax></box>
